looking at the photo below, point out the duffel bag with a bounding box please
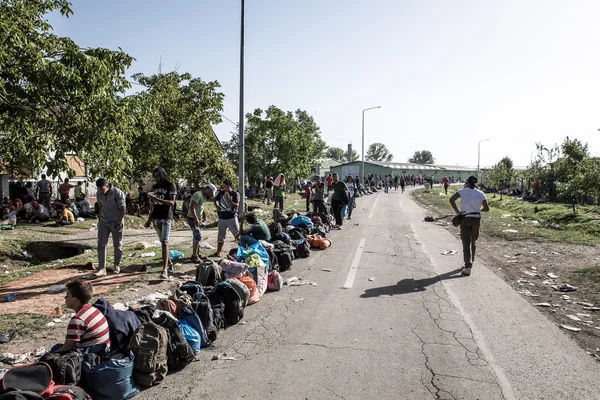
[81,351,139,400]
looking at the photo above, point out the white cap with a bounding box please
[207,183,217,198]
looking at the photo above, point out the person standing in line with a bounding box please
[273,174,285,211]
[449,175,489,276]
[210,179,240,258]
[345,176,357,220]
[330,173,348,230]
[144,167,177,280]
[36,174,52,209]
[325,174,333,191]
[304,180,312,213]
[58,178,75,203]
[187,184,217,263]
[400,176,406,193]
[312,176,327,215]
[93,178,125,277]
[264,177,273,205]
[74,182,84,202]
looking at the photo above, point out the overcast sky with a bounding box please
[50,0,600,168]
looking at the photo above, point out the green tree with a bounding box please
[241,106,325,185]
[343,149,360,162]
[408,150,435,164]
[128,72,235,187]
[366,143,393,162]
[326,147,346,161]
[0,0,136,186]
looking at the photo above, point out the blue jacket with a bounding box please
[93,298,141,350]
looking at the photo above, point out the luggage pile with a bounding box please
[0,210,334,399]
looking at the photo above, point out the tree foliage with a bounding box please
[408,150,435,165]
[486,156,514,190]
[366,142,393,162]
[344,148,360,162]
[326,147,345,161]
[227,106,325,185]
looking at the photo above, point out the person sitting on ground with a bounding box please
[56,204,75,226]
[126,193,140,217]
[7,198,23,217]
[29,201,49,223]
[67,200,79,219]
[78,194,95,218]
[1,207,17,226]
[239,211,271,248]
[52,279,110,354]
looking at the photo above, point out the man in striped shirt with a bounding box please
[54,279,110,354]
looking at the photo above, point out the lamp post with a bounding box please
[361,106,381,181]
[238,0,245,217]
[477,138,489,172]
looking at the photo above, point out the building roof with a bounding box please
[336,160,476,172]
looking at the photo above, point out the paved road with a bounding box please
[136,189,600,400]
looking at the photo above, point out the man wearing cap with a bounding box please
[449,175,489,276]
[187,184,217,263]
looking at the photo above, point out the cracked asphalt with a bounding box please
[136,189,600,400]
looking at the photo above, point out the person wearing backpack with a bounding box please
[51,279,110,355]
[144,167,177,280]
[449,175,490,276]
[210,179,240,258]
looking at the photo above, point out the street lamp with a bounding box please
[477,139,489,172]
[361,106,381,181]
[238,0,245,217]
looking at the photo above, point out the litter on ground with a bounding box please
[560,325,581,332]
[441,250,459,255]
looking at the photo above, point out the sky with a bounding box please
[49,0,600,168]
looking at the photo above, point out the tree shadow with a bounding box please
[360,268,466,298]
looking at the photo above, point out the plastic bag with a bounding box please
[169,250,184,261]
[237,242,270,269]
[341,205,347,217]
[178,319,201,355]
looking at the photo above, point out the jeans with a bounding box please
[152,219,172,243]
[274,196,284,211]
[186,217,202,245]
[240,235,258,248]
[460,217,481,267]
[331,199,343,226]
[97,219,123,269]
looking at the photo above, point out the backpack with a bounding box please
[179,281,204,300]
[311,215,322,224]
[178,305,209,349]
[272,232,291,245]
[265,247,279,271]
[190,293,218,342]
[317,211,333,228]
[211,282,244,326]
[195,260,223,287]
[290,216,314,230]
[127,322,168,387]
[152,312,196,372]
[39,351,83,385]
[0,363,54,397]
[227,278,250,308]
[311,222,328,237]
[289,227,308,240]
[44,385,91,400]
[268,222,283,237]
[267,270,283,292]
[272,242,293,272]
[292,239,310,259]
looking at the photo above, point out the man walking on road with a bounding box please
[449,175,489,276]
[187,184,217,263]
[144,167,177,280]
[93,178,126,277]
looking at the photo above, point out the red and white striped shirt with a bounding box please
[66,305,110,349]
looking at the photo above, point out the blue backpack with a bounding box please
[177,319,201,355]
[290,215,313,230]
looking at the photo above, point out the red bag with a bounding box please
[267,270,283,292]
[1,362,54,397]
[45,385,91,400]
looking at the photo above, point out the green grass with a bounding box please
[413,187,600,245]
[570,264,600,291]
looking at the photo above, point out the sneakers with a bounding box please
[159,270,169,280]
[92,268,107,278]
[106,266,121,274]
[462,267,472,276]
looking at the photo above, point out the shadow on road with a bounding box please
[360,268,466,298]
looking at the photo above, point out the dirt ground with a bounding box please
[417,200,600,362]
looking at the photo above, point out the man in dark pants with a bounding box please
[449,175,489,276]
[312,176,327,215]
[330,173,348,230]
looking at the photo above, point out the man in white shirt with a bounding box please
[449,175,489,276]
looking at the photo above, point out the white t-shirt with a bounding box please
[345,181,356,197]
[457,188,487,218]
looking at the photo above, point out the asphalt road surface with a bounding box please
[137,188,600,400]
